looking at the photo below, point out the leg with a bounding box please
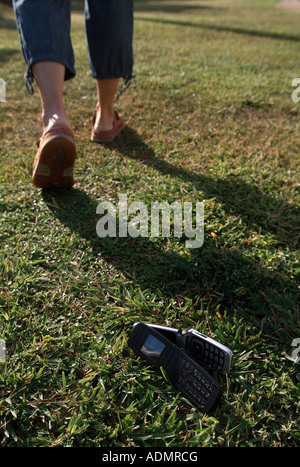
[94,78,119,132]
[84,0,134,80]
[13,0,75,84]
[33,61,71,132]
[85,0,134,139]
[13,0,75,132]
[13,0,76,188]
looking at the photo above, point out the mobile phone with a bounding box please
[180,328,233,374]
[133,323,233,374]
[128,322,222,412]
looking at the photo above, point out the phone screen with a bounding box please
[141,335,165,363]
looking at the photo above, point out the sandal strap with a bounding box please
[36,125,75,147]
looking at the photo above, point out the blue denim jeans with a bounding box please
[13,0,134,84]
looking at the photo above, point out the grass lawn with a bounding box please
[0,0,299,447]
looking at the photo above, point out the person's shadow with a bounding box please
[41,126,298,321]
[108,126,299,251]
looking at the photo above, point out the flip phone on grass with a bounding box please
[128,322,223,413]
[142,323,234,374]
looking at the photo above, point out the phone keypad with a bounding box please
[203,342,224,371]
[178,362,218,411]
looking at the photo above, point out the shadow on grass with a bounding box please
[0,48,19,64]
[109,127,299,251]
[41,128,298,328]
[70,0,216,13]
[134,1,215,14]
[135,16,300,43]
[0,12,16,30]
[42,186,198,297]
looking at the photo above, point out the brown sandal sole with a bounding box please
[33,132,76,189]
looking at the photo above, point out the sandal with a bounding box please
[32,125,76,189]
[91,106,125,143]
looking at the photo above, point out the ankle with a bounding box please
[42,110,71,131]
[94,106,115,131]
